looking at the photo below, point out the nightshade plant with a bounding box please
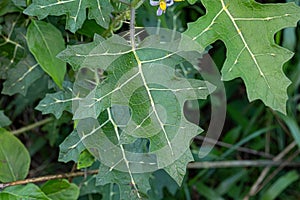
[0,0,300,199]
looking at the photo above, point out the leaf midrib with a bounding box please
[32,20,55,65]
[0,143,16,181]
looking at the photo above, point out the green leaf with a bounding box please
[0,128,30,182]
[187,0,198,4]
[42,116,70,146]
[35,89,73,119]
[184,0,300,114]
[0,111,11,127]
[0,184,50,200]
[0,0,21,16]
[58,130,85,163]
[59,28,213,196]
[41,179,80,200]
[26,19,66,88]
[148,170,178,200]
[2,55,44,96]
[0,14,28,79]
[96,164,151,200]
[12,0,26,7]
[23,0,113,32]
[261,170,299,200]
[77,150,95,169]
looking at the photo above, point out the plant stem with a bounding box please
[130,4,136,49]
[11,117,54,135]
[0,170,98,189]
[2,160,300,189]
[187,160,300,169]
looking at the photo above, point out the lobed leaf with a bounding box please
[35,83,75,119]
[59,28,213,197]
[23,0,113,32]
[184,0,300,114]
[58,130,85,163]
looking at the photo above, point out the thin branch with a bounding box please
[0,170,98,190]
[245,141,297,199]
[195,136,274,159]
[11,117,54,135]
[258,149,300,193]
[2,160,300,190]
[187,160,300,169]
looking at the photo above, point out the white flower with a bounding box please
[150,0,183,16]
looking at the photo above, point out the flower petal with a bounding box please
[166,0,174,6]
[156,7,163,16]
[150,0,160,6]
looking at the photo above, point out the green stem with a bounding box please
[188,160,300,169]
[11,117,54,135]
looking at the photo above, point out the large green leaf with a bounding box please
[23,0,113,32]
[0,128,30,182]
[41,179,80,200]
[184,0,300,114]
[58,28,213,198]
[26,20,66,88]
[0,184,50,200]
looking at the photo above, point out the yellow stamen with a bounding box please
[159,0,167,11]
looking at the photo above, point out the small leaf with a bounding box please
[148,170,178,199]
[96,164,151,200]
[35,90,72,119]
[0,184,50,200]
[0,111,11,127]
[2,55,44,96]
[0,14,28,79]
[77,150,95,169]
[41,179,80,200]
[0,128,30,182]
[26,19,66,88]
[187,0,198,4]
[0,0,20,16]
[58,130,85,163]
[12,0,27,7]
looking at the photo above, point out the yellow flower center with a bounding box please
[159,0,167,11]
